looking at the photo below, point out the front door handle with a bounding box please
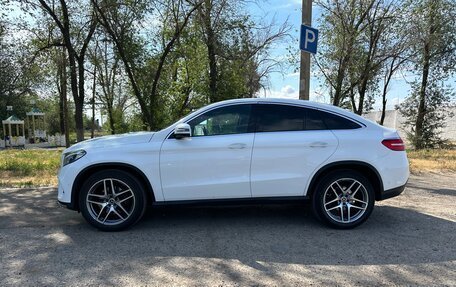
[228,143,247,149]
[309,141,328,148]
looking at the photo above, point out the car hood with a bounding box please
[64,132,155,152]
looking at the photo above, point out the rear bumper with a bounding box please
[378,182,407,200]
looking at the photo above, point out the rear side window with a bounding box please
[254,104,361,132]
[308,109,361,130]
[255,104,306,132]
[306,108,327,130]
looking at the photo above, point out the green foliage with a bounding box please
[2,0,287,137]
[399,0,456,149]
[399,81,455,148]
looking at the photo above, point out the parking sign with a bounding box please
[300,24,318,54]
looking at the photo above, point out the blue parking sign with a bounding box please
[300,24,318,54]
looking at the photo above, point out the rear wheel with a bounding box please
[79,169,147,231]
[312,170,375,229]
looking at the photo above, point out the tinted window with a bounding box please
[187,104,252,136]
[254,104,361,132]
[311,109,361,130]
[306,108,327,130]
[255,104,306,132]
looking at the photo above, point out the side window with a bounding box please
[323,112,361,129]
[187,104,252,137]
[306,109,327,130]
[255,104,306,132]
[307,108,361,130]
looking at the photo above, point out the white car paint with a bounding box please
[250,129,338,197]
[160,133,254,200]
[58,98,409,207]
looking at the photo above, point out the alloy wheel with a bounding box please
[85,178,136,226]
[323,178,369,224]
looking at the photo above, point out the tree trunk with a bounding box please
[75,58,86,141]
[91,64,96,138]
[200,0,217,103]
[107,104,115,134]
[58,56,65,135]
[356,77,368,115]
[59,47,70,147]
[207,35,217,103]
[333,56,349,106]
[67,49,84,142]
[380,59,396,126]
[415,6,435,150]
[349,87,357,114]
[415,43,430,149]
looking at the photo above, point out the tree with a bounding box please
[399,80,454,148]
[195,0,289,103]
[90,36,132,134]
[93,0,290,129]
[0,20,42,124]
[315,0,377,107]
[399,0,456,149]
[348,0,396,115]
[92,0,201,130]
[15,0,98,141]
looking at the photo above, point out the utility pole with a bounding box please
[299,0,312,100]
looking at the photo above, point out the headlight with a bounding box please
[62,150,86,166]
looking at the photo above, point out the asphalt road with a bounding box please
[0,173,455,286]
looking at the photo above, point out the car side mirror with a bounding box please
[174,123,192,139]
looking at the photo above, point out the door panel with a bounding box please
[249,103,339,197]
[251,130,338,197]
[160,134,254,200]
[160,104,254,201]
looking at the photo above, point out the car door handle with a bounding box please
[309,141,328,148]
[228,143,247,149]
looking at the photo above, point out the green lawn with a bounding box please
[0,149,62,187]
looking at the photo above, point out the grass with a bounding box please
[0,149,62,187]
[407,149,456,174]
[0,148,454,188]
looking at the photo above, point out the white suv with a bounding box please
[58,98,409,231]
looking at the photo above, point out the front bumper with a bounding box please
[377,182,407,200]
[57,199,76,209]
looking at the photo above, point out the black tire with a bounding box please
[312,170,375,229]
[79,169,147,231]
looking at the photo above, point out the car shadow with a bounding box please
[132,203,455,266]
[406,182,455,197]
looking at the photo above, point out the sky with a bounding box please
[247,0,454,111]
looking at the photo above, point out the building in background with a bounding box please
[363,108,456,143]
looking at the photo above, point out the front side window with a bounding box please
[187,104,252,137]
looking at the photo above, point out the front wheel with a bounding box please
[312,170,375,229]
[79,169,147,231]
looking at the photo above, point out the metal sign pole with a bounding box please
[299,0,312,100]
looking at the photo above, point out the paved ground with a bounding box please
[0,173,455,286]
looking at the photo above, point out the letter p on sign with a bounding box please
[300,24,319,54]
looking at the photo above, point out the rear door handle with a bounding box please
[228,143,247,149]
[309,141,328,148]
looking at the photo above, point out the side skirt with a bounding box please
[151,196,310,207]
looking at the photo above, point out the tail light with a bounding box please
[382,138,405,151]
